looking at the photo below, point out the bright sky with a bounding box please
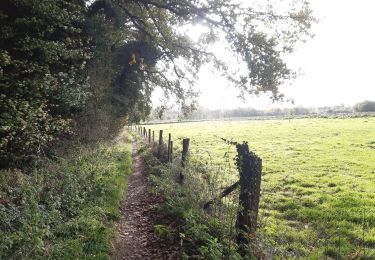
[154,0,375,110]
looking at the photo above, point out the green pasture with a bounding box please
[145,117,375,258]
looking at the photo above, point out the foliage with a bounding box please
[145,117,375,258]
[112,41,161,122]
[0,0,91,167]
[354,100,375,112]
[0,138,132,259]
[109,0,315,114]
[154,224,175,243]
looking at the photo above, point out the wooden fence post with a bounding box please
[158,130,163,145]
[143,127,146,138]
[167,133,171,162]
[170,141,173,163]
[235,142,262,255]
[152,131,155,143]
[158,130,163,158]
[148,129,151,144]
[181,138,190,167]
[179,138,190,183]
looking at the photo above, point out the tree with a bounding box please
[107,0,315,116]
[354,100,375,112]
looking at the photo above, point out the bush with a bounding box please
[0,0,92,167]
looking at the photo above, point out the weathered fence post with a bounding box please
[167,133,171,162]
[179,138,190,183]
[181,138,190,167]
[169,141,173,163]
[152,131,155,143]
[157,130,163,158]
[235,142,262,255]
[143,127,146,139]
[148,129,151,144]
[158,130,163,146]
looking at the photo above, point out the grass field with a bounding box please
[145,117,375,258]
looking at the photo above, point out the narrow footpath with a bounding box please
[112,142,180,260]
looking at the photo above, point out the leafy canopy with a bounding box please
[108,0,315,115]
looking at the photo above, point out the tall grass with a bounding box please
[0,133,132,259]
[136,135,253,259]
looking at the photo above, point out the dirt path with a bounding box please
[112,142,180,260]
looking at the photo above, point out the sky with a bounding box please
[153,0,375,110]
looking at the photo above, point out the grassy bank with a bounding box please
[0,133,132,259]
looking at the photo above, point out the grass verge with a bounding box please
[0,132,132,259]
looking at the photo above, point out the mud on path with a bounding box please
[112,142,180,260]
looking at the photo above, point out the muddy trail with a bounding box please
[112,142,180,260]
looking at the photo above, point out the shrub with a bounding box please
[0,0,92,167]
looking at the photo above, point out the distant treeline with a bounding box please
[149,101,375,121]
